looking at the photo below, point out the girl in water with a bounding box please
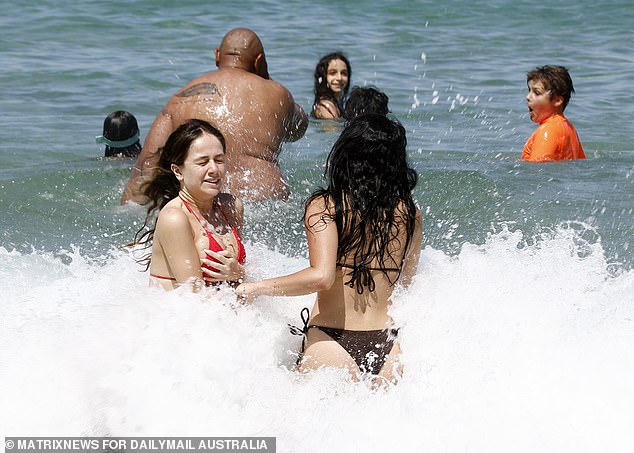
[133,119,246,291]
[312,52,351,120]
[236,114,422,383]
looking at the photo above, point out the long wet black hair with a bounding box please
[132,119,226,269]
[312,52,351,115]
[307,113,418,294]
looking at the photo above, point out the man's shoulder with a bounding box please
[222,68,289,90]
[175,82,221,99]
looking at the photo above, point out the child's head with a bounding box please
[313,52,351,106]
[97,110,142,158]
[343,86,390,121]
[526,65,575,112]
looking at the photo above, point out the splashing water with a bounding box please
[2,223,633,452]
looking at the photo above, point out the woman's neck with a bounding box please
[178,189,217,218]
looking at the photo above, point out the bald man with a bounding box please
[121,28,308,204]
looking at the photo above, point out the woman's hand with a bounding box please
[201,249,245,283]
[234,282,257,304]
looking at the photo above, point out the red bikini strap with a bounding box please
[179,195,203,223]
[179,195,230,224]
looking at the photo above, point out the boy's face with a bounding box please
[526,79,564,124]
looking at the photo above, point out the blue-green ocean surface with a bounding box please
[1,1,633,451]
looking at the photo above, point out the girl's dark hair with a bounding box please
[132,119,226,269]
[103,110,142,158]
[307,113,418,294]
[312,52,352,114]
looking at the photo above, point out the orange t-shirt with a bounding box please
[522,113,586,162]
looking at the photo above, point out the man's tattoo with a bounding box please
[176,83,220,97]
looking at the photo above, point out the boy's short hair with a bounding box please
[527,65,575,111]
[343,86,389,121]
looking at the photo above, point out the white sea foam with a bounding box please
[1,226,633,452]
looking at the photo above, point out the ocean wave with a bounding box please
[1,225,633,451]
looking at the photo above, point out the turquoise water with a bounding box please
[1,0,633,264]
[1,1,634,451]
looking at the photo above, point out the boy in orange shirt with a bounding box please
[522,65,586,162]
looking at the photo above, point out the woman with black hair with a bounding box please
[312,52,351,120]
[236,114,422,383]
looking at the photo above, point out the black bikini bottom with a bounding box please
[290,308,399,375]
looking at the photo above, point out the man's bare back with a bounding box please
[121,28,307,204]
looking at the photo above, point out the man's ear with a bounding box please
[254,52,269,79]
[215,48,220,68]
[552,94,564,110]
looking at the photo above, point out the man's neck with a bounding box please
[218,57,251,73]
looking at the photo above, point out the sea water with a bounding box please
[1,1,633,452]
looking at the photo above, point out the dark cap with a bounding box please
[96,110,140,148]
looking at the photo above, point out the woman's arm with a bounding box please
[155,207,204,284]
[399,208,423,288]
[201,249,245,283]
[200,194,245,283]
[235,197,338,300]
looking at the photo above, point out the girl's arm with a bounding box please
[313,99,341,120]
[236,197,338,299]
